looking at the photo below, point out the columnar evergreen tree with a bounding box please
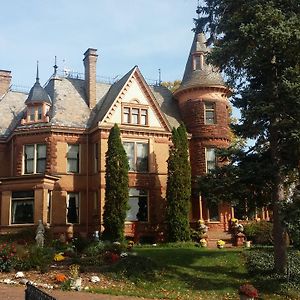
[102,124,129,241]
[166,124,191,242]
[198,0,300,272]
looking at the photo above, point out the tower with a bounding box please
[22,62,52,125]
[174,10,231,227]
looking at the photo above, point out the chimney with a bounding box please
[0,70,12,97]
[83,48,98,109]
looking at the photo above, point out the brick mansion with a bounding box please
[0,17,260,241]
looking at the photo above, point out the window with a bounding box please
[194,55,201,70]
[206,148,216,173]
[94,143,99,173]
[123,141,148,172]
[37,106,42,120]
[126,188,148,222]
[67,193,80,223]
[208,201,220,221]
[11,191,34,224]
[24,144,46,174]
[67,144,79,173]
[47,191,52,224]
[204,102,215,124]
[29,107,35,121]
[122,106,148,126]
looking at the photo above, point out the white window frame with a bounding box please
[23,144,47,174]
[123,141,149,172]
[67,144,80,173]
[66,192,80,224]
[122,105,149,126]
[206,148,216,173]
[204,102,216,125]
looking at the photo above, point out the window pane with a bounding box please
[136,143,148,172]
[123,142,135,171]
[140,109,147,125]
[194,55,201,70]
[11,191,34,224]
[67,145,79,172]
[29,107,35,121]
[123,107,130,123]
[127,189,148,222]
[36,144,46,173]
[38,106,42,120]
[24,145,34,174]
[206,148,216,172]
[209,202,219,221]
[37,145,46,158]
[205,103,215,124]
[67,193,79,223]
[132,108,139,124]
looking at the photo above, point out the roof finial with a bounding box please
[36,60,40,83]
[53,56,58,76]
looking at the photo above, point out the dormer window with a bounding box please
[37,106,42,120]
[193,53,204,70]
[122,103,148,126]
[29,107,35,121]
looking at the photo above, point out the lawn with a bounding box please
[92,246,250,300]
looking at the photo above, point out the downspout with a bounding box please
[86,133,89,236]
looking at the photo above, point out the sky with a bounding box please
[1,0,201,89]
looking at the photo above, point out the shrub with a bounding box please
[245,249,274,275]
[244,221,273,245]
[27,246,54,273]
[0,242,17,272]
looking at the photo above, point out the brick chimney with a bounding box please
[83,48,98,109]
[0,70,12,97]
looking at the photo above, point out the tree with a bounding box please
[161,80,181,93]
[102,124,129,241]
[199,0,300,272]
[166,124,191,242]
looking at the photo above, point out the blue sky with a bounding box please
[1,0,200,88]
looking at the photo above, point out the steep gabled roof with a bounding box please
[91,66,136,126]
[93,66,173,131]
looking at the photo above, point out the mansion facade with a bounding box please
[0,27,247,241]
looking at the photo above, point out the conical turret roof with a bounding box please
[175,32,225,94]
[25,64,52,105]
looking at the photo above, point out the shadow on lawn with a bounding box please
[137,247,250,292]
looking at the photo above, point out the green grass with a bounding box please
[92,246,249,299]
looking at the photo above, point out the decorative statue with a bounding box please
[35,219,45,247]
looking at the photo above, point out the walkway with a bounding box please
[0,284,155,300]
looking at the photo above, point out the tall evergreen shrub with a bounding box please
[102,124,129,241]
[166,124,191,242]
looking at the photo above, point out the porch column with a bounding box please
[34,189,48,224]
[199,194,203,220]
[1,191,11,225]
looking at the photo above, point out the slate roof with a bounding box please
[176,32,225,94]
[0,91,27,137]
[0,68,181,138]
[25,80,52,105]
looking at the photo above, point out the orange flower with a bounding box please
[55,273,67,283]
